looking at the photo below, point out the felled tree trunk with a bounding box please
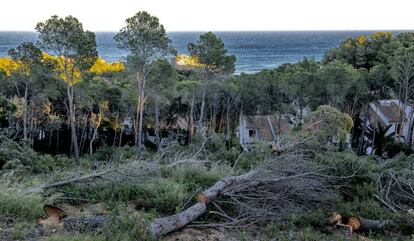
[149,170,257,237]
[358,217,394,232]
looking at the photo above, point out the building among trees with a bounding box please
[368,99,412,143]
[237,114,290,150]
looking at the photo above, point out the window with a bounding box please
[249,129,256,138]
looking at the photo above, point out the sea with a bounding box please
[0,31,407,74]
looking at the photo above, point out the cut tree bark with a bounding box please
[332,213,394,232]
[358,217,394,231]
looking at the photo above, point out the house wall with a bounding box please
[369,100,414,145]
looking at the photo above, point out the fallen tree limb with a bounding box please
[25,169,115,193]
[25,162,161,194]
[358,217,394,231]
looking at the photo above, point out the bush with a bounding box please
[384,142,413,158]
[102,214,152,241]
[165,165,223,193]
[237,142,272,170]
[0,133,73,173]
[0,193,44,221]
[88,144,136,165]
[59,178,186,215]
[335,198,392,220]
[0,133,29,170]
[291,209,332,233]
[45,234,104,241]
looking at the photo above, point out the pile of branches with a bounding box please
[189,147,335,229]
[374,163,414,216]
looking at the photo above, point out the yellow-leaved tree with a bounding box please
[0,58,20,77]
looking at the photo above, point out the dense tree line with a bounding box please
[1,12,414,164]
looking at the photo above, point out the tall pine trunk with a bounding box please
[198,83,207,130]
[23,83,28,140]
[136,73,146,157]
[189,92,195,142]
[357,105,369,155]
[226,97,231,141]
[155,99,160,151]
[407,104,414,147]
[67,85,80,165]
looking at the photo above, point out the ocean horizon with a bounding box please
[0,30,409,73]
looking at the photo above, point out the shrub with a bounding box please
[59,178,186,215]
[237,142,272,170]
[0,133,29,170]
[291,209,332,233]
[0,193,43,221]
[88,144,136,164]
[102,214,153,241]
[45,234,104,241]
[0,133,73,173]
[166,165,223,193]
[384,142,413,158]
[335,198,392,220]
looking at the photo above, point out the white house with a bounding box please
[237,114,291,150]
[368,99,413,144]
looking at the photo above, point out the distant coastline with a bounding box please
[0,30,410,73]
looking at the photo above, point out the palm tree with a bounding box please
[365,123,395,156]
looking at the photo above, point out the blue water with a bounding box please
[0,31,406,73]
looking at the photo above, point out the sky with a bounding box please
[0,0,414,31]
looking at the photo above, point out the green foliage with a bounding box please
[45,214,154,241]
[317,61,362,108]
[114,11,175,68]
[89,144,136,164]
[188,32,236,74]
[45,234,104,241]
[336,198,392,220]
[166,165,223,193]
[317,150,375,195]
[0,133,72,173]
[237,143,272,170]
[323,32,395,70]
[101,213,153,241]
[306,105,353,143]
[8,42,43,68]
[60,179,186,215]
[365,123,395,156]
[0,94,15,120]
[291,209,331,232]
[0,193,43,221]
[36,15,98,72]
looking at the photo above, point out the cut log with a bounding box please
[150,170,257,237]
[150,202,207,236]
[332,213,394,232]
[358,217,393,231]
[44,205,66,219]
